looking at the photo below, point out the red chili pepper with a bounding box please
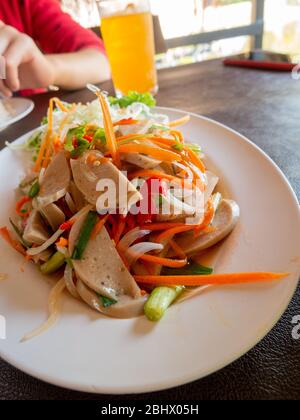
[83,134,93,143]
[59,220,74,231]
[137,178,167,225]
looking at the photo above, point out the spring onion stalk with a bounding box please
[72,211,98,260]
[144,286,184,322]
[40,252,66,275]
[162,263,213,276]
[28,181,40,198]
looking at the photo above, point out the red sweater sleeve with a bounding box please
[29,0,105,55]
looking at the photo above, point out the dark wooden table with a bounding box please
[0,60,300,400]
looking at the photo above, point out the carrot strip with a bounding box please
[128,169,193,189]
[91,214,109,240]
[113,118,139,126]
[117,144,181,162]
[16,196,32,218]
[114,218,126,244]
[134,272,289,286]
[168,115,190,127]
[116,134,147,143]
[139,254,187,268]
[170,130,184,143]
[183,146,206,173]
[169,239,187,259]
[139,222,187,231]
[0,227,26,256]
[194,198,214,237]
[96,92,120,168]
[156,225,196,242]
[51,97,70,113]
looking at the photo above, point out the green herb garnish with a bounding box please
[28,180,40,198]
[99,295,117,308]
[72,211,98,260]
[109,91,156,108]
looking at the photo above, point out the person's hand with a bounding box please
[0,21,55,97]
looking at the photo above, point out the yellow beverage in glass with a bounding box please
[97,0,158,96]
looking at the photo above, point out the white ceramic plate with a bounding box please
[0,107,299,394]
[0,98,34,131]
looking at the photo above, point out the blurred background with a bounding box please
[60,0,300,68]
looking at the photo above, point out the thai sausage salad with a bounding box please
[1,89,287,340]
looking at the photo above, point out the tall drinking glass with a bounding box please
[96,0,158,96]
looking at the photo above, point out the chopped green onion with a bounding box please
[93,127,106,144]
[72,211,98,260]
[172,143,184,152]
[144,286,184,322]
[186,143,202,155]
[98,294,117,308]
[40,252,66,275]
[28,181,40,198]
[149,124,170,132]
[162,263,213,276]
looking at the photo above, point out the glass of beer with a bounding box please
[96,0,158,96]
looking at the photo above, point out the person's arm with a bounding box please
[29,0,111,88]
[47,49,110,90]
[0,0,110,97]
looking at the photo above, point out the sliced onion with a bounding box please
[125,242,164,266]
[27,205,92,256]
[173,161,194,183]
[64,264,80,299]
[117,227,150,252]
[38,167,46,185]
[21,278,65,342]
[65,192,76,214]
[26,229,64,256]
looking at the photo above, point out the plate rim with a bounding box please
[0,98,35,131]
[0,106,299,394]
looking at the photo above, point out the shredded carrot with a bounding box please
[194,199,215,237]
[96,92,120,168]
[134,272,289,286]
[114,218,126,244]
[168,115,190,128]
[128,169,194,189]
[139,222,187,231]
[156,225,197,242]
[169,239,187,259]
[51,97,70,113]
[139,254,187,268]
[91,214,109,240]
[16,196,32,218]
[183,146,206,173]
[170,130,184,143]
[140,289,147,296]
[113,118,139,126]
[56,237,68,247]
[116,134,147,143]
[117,144,181,162]
[0,227,26,256]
